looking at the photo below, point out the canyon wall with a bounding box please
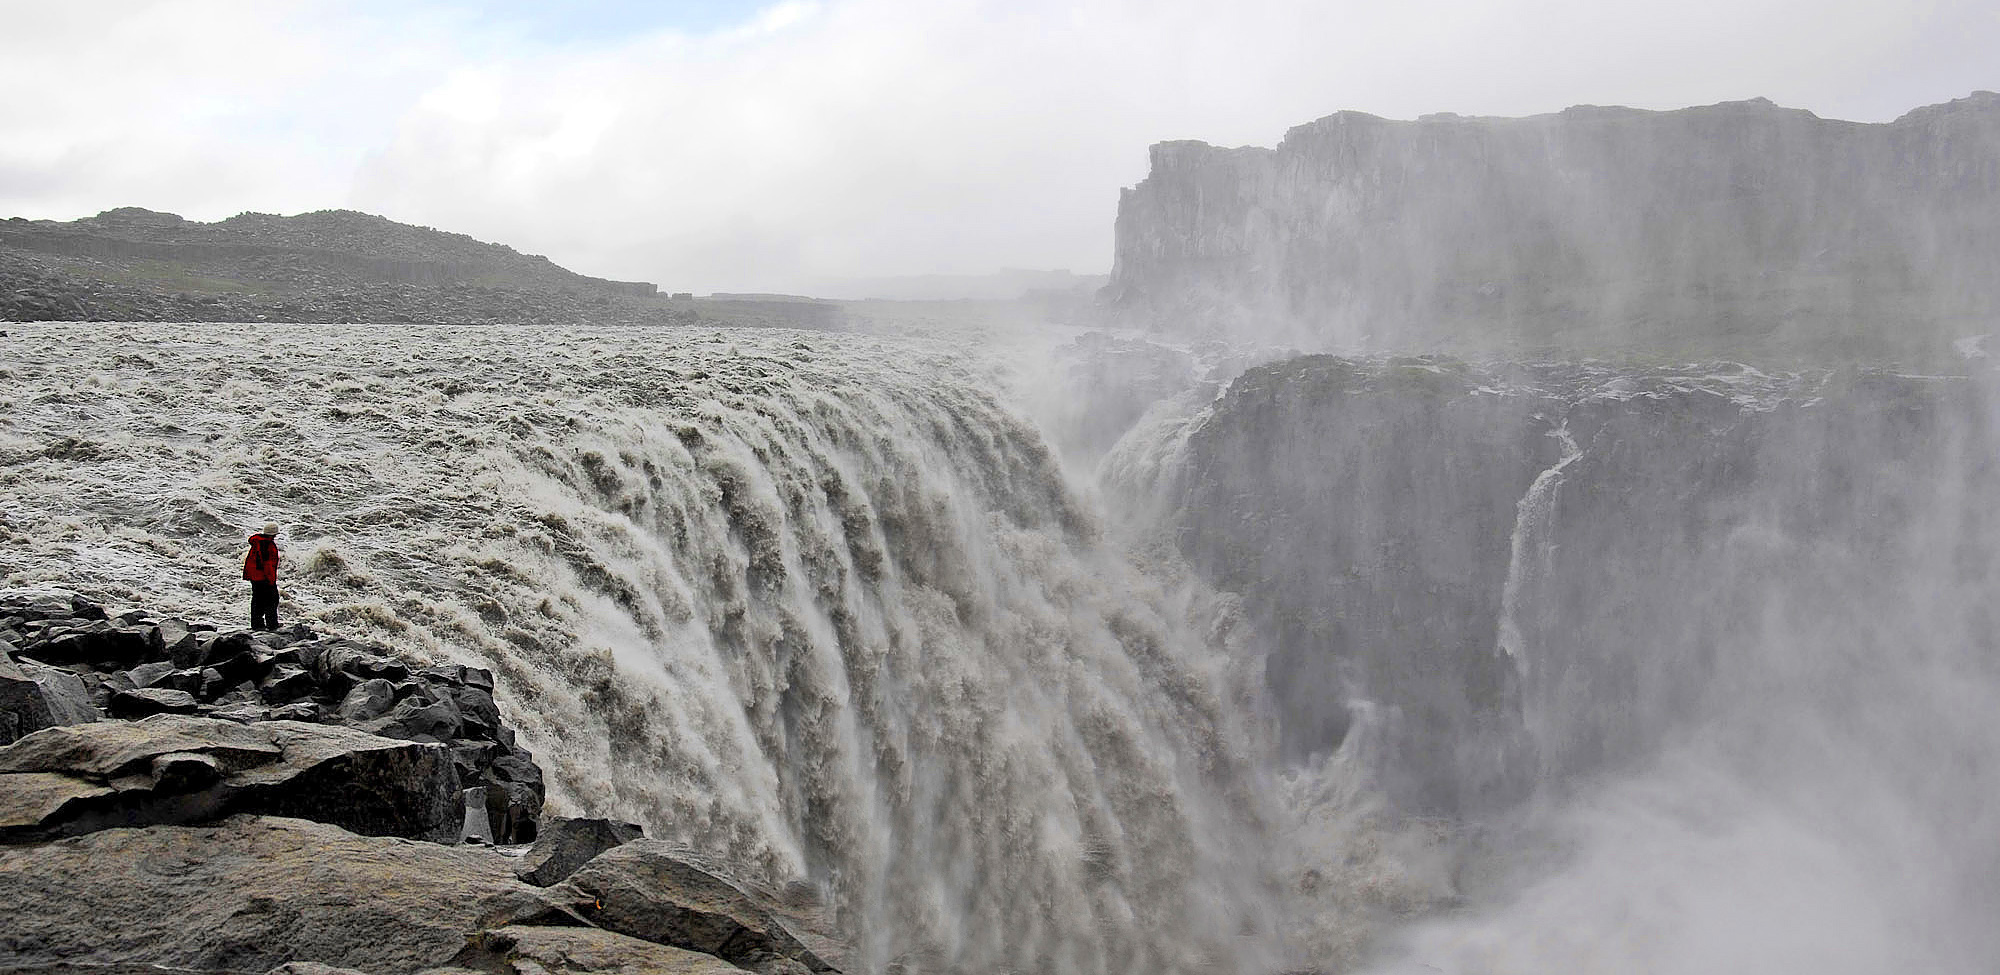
[1106,93,2000,357]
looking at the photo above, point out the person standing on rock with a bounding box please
[243,523,281,631]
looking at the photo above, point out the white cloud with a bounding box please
[4,0,1997,292]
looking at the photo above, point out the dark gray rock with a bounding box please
[2,653,62,745]
[259,663,315,703]
[338,677,398,722]
[360,695,462,743]
[269,701,322,722]
[0,815,578,974]
[515,817,645,887]
[109,686,200,717]
[4,657,97,739]
[34,621,159,668]
[455,925,745,975]
[266,964,376,975]
[126,660,176,688]
[557,840,841,972]
[0,715,459,841]
[156,618,195,666]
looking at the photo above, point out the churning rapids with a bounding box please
[4,321,2000,974]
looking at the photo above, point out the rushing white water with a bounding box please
[0,321,1282,975]
[8,320,1998,974]
[1493,419,1579,671]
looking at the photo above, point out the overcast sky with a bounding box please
[2,0,1995,293]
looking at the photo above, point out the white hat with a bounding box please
[262,522,280,536]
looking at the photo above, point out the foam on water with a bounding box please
[0,321,1281,975]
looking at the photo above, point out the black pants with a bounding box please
[250,581,279,631]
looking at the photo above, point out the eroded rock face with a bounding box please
[0,715,458,841]
[1134,354,2000,816]
[1107,92,2000,356]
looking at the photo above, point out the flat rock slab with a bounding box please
[0,715,456,841]
[0,816,567,975]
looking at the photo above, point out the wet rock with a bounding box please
[158,667,206,695]
[126,661,177,688]
[558,841,840,972]
[515,817,646,887]
[339,678,397,722]
[35,621,159,668]
[260,663,315,703]
[0,715,458,841]
[109,686,200,717]
[0,815,575,974]
[156,618,197,666]
[360,695,463,743]
[201,630,255,668]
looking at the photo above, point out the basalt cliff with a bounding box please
[1104,92,2000,358]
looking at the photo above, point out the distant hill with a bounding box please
[0,207,698,326]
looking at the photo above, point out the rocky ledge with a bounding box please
[0,590,849,975]
[0,589,541,842]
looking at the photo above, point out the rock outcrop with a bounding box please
[0,591,543,842]
[0,815,850,975]
[0,592,857,975]
[0,715,459,841]
[1106,92,2000,357]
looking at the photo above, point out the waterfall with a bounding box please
[1494,418,1581,673]
[0,321,1285,975]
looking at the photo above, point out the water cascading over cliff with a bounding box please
[1103,350,2000,972]
[0,322,1283,975]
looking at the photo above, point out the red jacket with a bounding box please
[243,534,279,583]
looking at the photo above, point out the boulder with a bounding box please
[457,925,745,975]
[360,694,463,743]
[339,677,398,722]
[125,661,177,688]
[156,618,197,667]
[557,841,840,972]
[109,686,201,717]
[516,817,646,887]
[0,816,576,975]
[0,715,459,841]
[260,663,316,703]
[1,653,95,745]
